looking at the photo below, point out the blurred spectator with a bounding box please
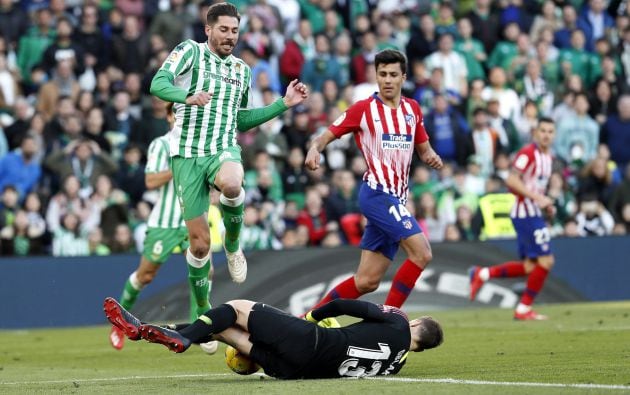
[83,107,111,153]
[0,0,28,50]
[578,157,615,204]
[0,52,17,108]
[554,4,578,50]
[297,187,335,246]
[548,172,578,230]
[352,61,378,103]
[601,94,630,169]
[244,150,283,204]
[41,17,85,78]
[281,146,309,209]
[424,94,472,167]
[577,0,615,52]
[279,23,306,84]
[44,138,118,197]
[108,222,134,253]
[482,67,521,123]
[352,31,378,84]
[424,33,468,98]
[326,169,360,224]
[49,0,77,27]
[589,78,617,127]
[608,163,630,224]
[240,205,275,251]
[46,174,100,234]
[37,60,81,121]
[0,184,18,227]
[17,8,54,86]
[558,29,598,86]
[414,67,461,112]
[406,13,437,63]
[534,39,560,96]
[51,212,90,256]
[529,1,561,45]
[575,194,615,236]
[89,173,128,245]
[74,3,109,72]
[455,204,477,241]
[0,209,45,255]
[512,99,538,148]
[488,98,520,154]
[466,0,501,53]
[0,134,41,201]
[111,15,150,74]
[281,103,312,150]
[4,98,33,150]
[104,90,137,160]
[124,72,144,119]
[488,22,520,70]
[149,0,191,51]
[455,17,486,83]
[115,143,145,205]
[88,227,110,255]
[240,45,281,95]
[416,191,446,243]
[301,34,343,93]
[517,58,554,116]
[129,96,169,151]
[470,107,502,178]
[555,92,599,167]
[192,0,212,43]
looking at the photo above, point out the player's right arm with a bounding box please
[505,168,553,209]
[305,101,364,170]
[149,40,212,106]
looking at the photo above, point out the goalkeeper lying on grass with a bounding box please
[104,297,443,379]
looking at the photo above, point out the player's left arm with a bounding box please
[505,169,553,209]
[236,79,309,131]
[308,299,394,323]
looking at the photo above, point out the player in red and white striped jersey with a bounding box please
[470,117,557,320]
[305,49,443,311]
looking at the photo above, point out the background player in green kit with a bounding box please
[149,2,308,290]
[109,104,217,354]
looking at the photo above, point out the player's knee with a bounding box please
[221,183,242,199]
[355,276,379,293]
[409,249,432,267]
[189,242,210,258]
[538,255,555,270]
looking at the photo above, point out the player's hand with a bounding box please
[421,150,443,169]
[283,79,309,107]
[186,92,212,106]
[535,195,554,210]
[305,146,321,171]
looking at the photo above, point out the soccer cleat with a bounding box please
[139,324,191,353]
[109,326,125,350]
[199,340,219,355]
[103,297,142,340]
[469,266,485,301]
[514,310,548,321]
[225,248,247,283]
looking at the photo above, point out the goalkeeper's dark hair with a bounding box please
[417,316,444,352]
[374,49,407,74]
[207,2,240,25]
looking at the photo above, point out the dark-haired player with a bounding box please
[104,296,443,379]
[304,49,443,310]
[469,118,557,320]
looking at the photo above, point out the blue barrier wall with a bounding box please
[0,236,628,329]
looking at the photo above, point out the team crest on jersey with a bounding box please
[402,219,413,229]
[167,52,179,63]
[382,134,412,150]
[333,112,346,126]
[235,63,241,73]
[404,114,416,128]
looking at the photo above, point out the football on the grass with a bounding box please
[224,345,260,375]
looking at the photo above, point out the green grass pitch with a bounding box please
[1,301,629,394]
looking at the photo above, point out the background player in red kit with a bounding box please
[469,117,557,320]
[305,49,443,310]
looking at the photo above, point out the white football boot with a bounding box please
[225,247,247,283]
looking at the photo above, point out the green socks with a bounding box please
[186,250,212,316]
[120,272,144,310]
[220,190,245,253]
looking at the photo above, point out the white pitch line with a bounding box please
[2,374,630,391]
[366,377,630,391]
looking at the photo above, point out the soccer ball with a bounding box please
[224,345,260,375]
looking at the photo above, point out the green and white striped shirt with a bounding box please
[160,39,252,157]
[145,135,184,228]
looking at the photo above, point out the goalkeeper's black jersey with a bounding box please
[298,299,411,379]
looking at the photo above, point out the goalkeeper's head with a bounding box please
[409,316,443,352]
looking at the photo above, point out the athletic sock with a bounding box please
[220,189,245,253]
[179,304,237,342]
[310,276,362,311]
[120,271,145,310]
[487,261,526,279]
[385,259,423,308]
[520,264,549,307]
[186,249,211,314]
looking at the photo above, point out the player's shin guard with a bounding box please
[310,276,362,311]
[385,259,423,308]
[179,303,237,343]
[186,249,212,315]
[120,271,145,310]
[520,264,549,306]
[220,188,245,253]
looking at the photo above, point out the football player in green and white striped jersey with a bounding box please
[149,2,308,292]
[110,102,217,354]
